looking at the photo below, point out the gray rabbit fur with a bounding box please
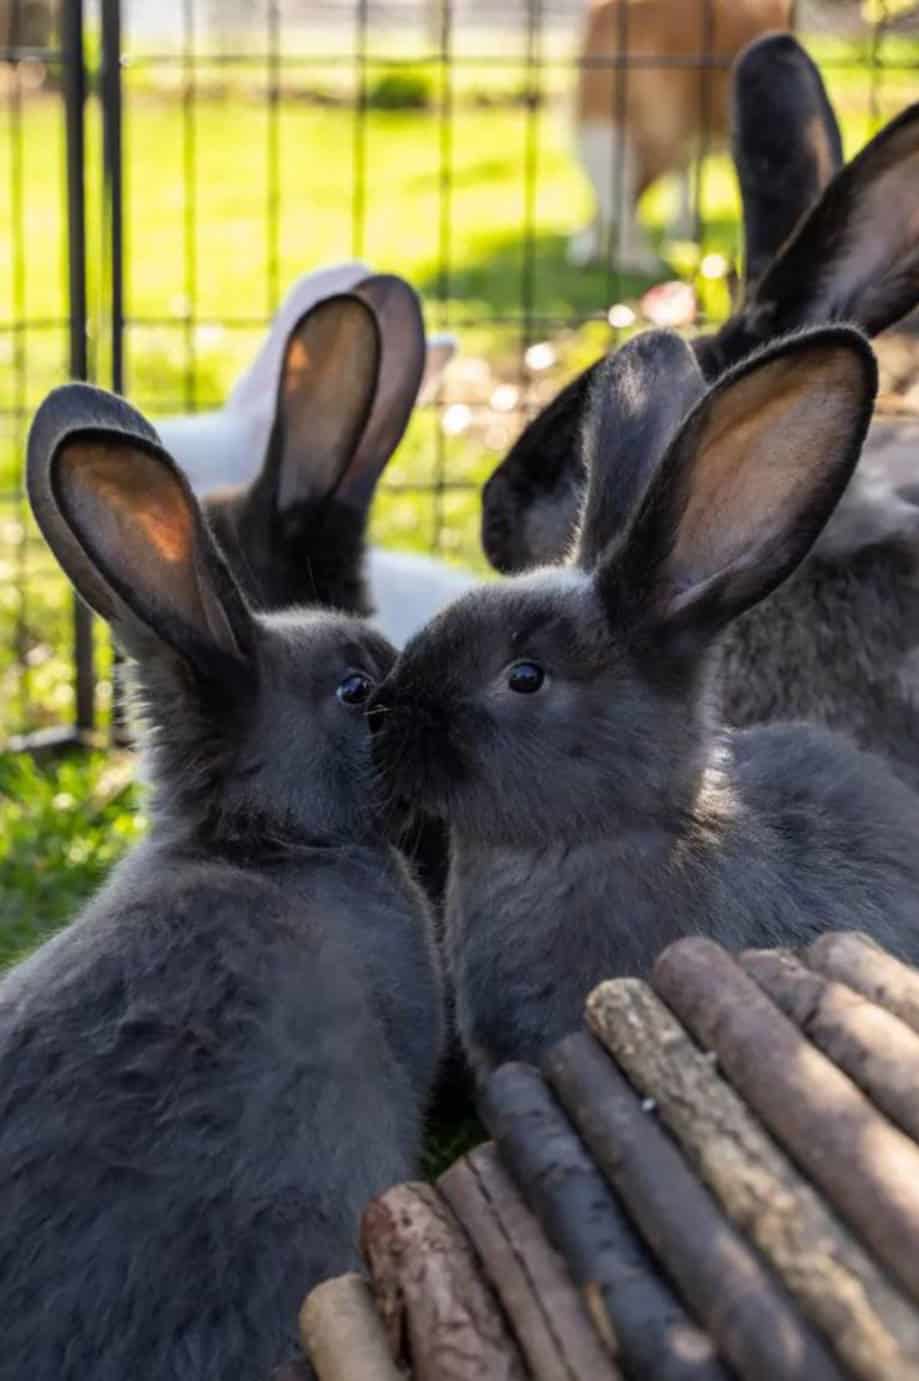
[0,383,443,1381]
[481,34,919,788]
[373,327,919,1080]
[200,275,451,905]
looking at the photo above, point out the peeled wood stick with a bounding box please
[653,937,919,1306]
[300,1273,403,1381]
[742,947,919,1144]
[439,1142,621,1381]
[360,1181,527,1381]
[545,1030,841,1381]
[586,976,919,1381]
[480,1061,727,1381]
[805,931,919,1035]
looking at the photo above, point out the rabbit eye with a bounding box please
[336,672,374,707]
[507,661,545,694]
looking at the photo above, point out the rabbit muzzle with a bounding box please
[368,686,458,819]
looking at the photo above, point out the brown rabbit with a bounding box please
[570,0,793,270]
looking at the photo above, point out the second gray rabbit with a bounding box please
[481,34,919,789]
[373,328,919,1079]
[0,383,443,1381]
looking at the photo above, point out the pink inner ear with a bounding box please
[55,440,219,638]
[667,349,868,593]
[62,445,194,566]
[275,297,381,512]
[841,151,919,295]
[282,337,311,401]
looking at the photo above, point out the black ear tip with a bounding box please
[737,31,804,67]
[26,383,170,512]
[801,322,877,373]
[28,382,160,469]
[359,272,420,303]
[739,325,879,403]
[600,328,702,393]
[352,273,426,339]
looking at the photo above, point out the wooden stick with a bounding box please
[586,976,919,1381]
[742,947,919,1144]
[360,1181,527,1381]
[300,1273,403,1381]
[439,1142,621,1381]
[545,1030,845,1381]
[653,937,919,1306]
[805,932,919,1035]
[480,1062,727,1381]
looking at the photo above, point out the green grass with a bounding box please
[2,33,919,1167]
[0,749,143,966]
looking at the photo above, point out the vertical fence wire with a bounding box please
[692,0,715,275]
[352,0,368,261]
[102,0,124,397]
[102,0,129,748]
[8,18,29,731]
[605,0,628,343]
[182,0,197,411]
[431,0,453,552]
[521,0,542,385]
[266,0,281,314]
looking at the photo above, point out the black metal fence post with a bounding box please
[63,0,94,742]
[100,0,130,748]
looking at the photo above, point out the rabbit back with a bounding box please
[719,534,919,785]
[0,841,437,1381]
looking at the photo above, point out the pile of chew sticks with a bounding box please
[301,933,919,1381]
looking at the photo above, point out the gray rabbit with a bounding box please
[0,383,443,1381]
[373,327,919,1080]
[481,34,919,787]
[201,276,452,902]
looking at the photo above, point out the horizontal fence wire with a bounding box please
[1,0,916,748]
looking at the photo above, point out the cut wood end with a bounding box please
[300,1273,403,1381]
[585,976,659,1037]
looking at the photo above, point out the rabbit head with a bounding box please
[204,273,426,617]
[28,384,396,848]
[482,35,919,575]
[374,327,877,848]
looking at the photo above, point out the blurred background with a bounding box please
[2,0,919,950]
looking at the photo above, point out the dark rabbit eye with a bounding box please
[507,661,545,694]
[336,672,374,707]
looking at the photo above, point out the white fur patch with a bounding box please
[569,121,661,274]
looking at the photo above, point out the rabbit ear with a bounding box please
[334,273,427,509]
[732,34,842,289]
[260,293,382,515]
[599,328,878,649]
[744,102,919,339]
[258,275,426,517]
[27,384,254,671]
[577,331,706,571]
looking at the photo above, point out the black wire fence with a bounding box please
[1,0,917,750]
